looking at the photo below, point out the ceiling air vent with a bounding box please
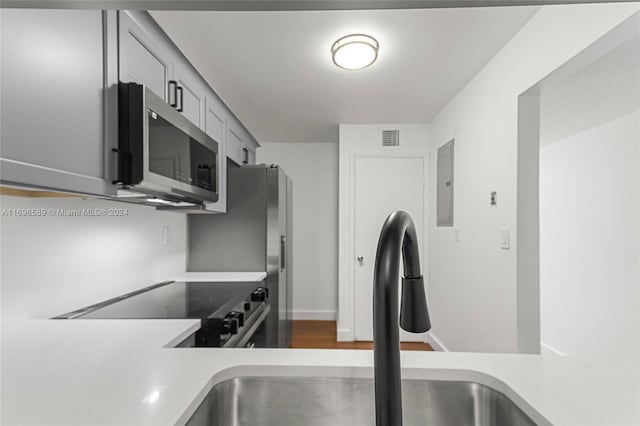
[382,130,400,147]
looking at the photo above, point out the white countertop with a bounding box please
[169,271,267,282]
[2,319,638,426]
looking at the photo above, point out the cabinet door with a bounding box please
[246,148,257,165]
[227,121,244,166]
[119,11,172,101]
[243,132,258,165]
[204,93,228,213]
[174,61,206,129]
[243,129,259,165]
[0,9,113,195]
[205,95,226,144]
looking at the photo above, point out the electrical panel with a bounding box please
[437,139,454,227]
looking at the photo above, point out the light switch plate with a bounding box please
[162,225,172,247]
[500,228,510,250]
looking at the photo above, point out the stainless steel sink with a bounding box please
[185,377,541,426]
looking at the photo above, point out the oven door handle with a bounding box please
[223,304,271,348]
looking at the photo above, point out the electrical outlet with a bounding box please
[162,225,172,247]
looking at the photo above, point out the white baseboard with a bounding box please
[337,328,353,342]
[540,342,566,356]
[336,329,445,346]
[292,310,337,321]
[425,332,448,352]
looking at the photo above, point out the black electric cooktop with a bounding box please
[72,281,261,320]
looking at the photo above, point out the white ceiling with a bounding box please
[151,7,539,143]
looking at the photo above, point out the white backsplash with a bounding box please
[0,194,187,325]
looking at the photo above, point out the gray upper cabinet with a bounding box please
[226,122,245,166]
[119,11,172,102]
[246,148,257,165]
[173,61,207,129]
[205,95,227,144]
[0,9,116,196]
[1,9,258,200]
[204,92,228,213]
[227,121,258,166]
[118,10,261,196]
[244,134,258,165]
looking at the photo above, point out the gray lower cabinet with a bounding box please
[0,9,116,195]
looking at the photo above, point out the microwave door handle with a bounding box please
[168,80,178,108]
[176,86,184,112]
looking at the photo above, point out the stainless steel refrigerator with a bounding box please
[188,164,293,348]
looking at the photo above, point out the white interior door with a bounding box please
[353,157,425,341]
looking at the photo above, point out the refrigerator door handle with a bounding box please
[280,235,286,271]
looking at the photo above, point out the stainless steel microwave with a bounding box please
[115,82,219,203]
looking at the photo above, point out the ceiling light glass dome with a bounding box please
[331,34,379,70]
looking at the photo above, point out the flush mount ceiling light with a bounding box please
[331,34,379,70]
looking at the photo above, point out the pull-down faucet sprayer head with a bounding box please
[400,276,431,333]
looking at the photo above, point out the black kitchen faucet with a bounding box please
[372,210,431,426]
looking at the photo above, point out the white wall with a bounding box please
[428,3,640,353]
[539,34,640,357]
[338,123,430,342]
[257,142,339,320]
[540,111,639,357]
[0,195,187,325]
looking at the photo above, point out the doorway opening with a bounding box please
[517,11,640,357]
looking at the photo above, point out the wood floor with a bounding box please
[291,320,433,351]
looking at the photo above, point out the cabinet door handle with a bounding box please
[280,235,286,270]
[176,86,184,112]
[168,80,178,107]
[242,147,249,164]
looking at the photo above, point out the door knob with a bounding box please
[357,255,364,264]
